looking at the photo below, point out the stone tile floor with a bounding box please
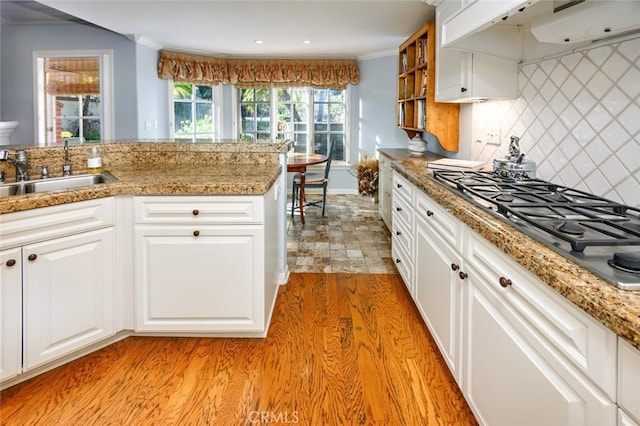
[287,194,398,274]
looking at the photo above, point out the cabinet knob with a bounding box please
[426,210,434,217]
[396,258,401,264]
[397,183,403,188]
[6,259,16,267]
[451,263,459,271]
[192,209,199,216]
[459,271,468,280]
[193,230,200,237]
[499,276,512,288]
[461,87,467,93]
[396,207,402,212]
[28,254,37,262]
[396,231,402,236]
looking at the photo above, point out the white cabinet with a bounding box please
[618,339,640,424]
[414,201,464,383]
[134,189,278,334]
[0,248,22,381]
[378,153,392,230]
[391,171,415,295]
[435,3,518,102]
[390,172,619,425]
[23,228,115,369]
[0,198,116,382]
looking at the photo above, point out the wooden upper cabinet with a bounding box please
[397,20,460,152]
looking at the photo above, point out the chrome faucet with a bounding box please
[62,139,71,176]
[0,149,29,181]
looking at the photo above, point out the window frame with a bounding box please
[235,86,350,164]
[168,81,223,141]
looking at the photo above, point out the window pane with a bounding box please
[293,103,308,122]
[314,123,327,132]
[329,104,345,122]
[315,133,327,154]
[83,118,101,140]
[173,83,193,100]
[293,133,307,153]
[61,118,79,138]
[56,96,79,117]
[329,89,344,102]
[257,132,271,140]
[83,95,101,117]
[196,103,213,132]
[242,117,256,132]
[255,88,269,102]
[330,123,344,132]
[257,119,270,131]
[331,133,344,161]
[195,85,212,101]
[277,88,291,102]
[256,103,270,118]
[314,88,328,101]
[294,123,307,132]
[314,104,328,123]
[240,88,255,102]
[291,88,309,102]
[174,102,193,133]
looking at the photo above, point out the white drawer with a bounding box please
[416,191,460,248]
[0,198,114,250]
[392,171,414,203]
[392,212,413,257]
[391,191,414,231]
[392,241,413,294]
[619,339,640,423]
[134,196,263,225]
[465,231,617,399]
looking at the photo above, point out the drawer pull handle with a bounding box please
[6,259,16,267]
[458,271,468,280]
[193,230,200,237]
[28,254,37,262]
[451,263,459,271]
[396,207,402,212]
[499,277,512,288]
[396,231,402,236]
[426,210,434,217]
[192,209,199,216]
[396,258,401,264]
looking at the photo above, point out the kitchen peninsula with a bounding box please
[0,140,291,389]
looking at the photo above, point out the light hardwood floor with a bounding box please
[0,273,477,425]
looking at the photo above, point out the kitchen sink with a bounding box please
[0,173,109,197]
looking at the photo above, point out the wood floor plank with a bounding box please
[0,273,477,425]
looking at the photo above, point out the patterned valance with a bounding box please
[158,50,359,89]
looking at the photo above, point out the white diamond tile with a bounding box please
[537,133,558,157]
[604,189,624,204]
[535,159,555,181]
[617,102,640,137]
[528,93,547,116]
[617,38,640,63]
[560,75,582,100]
[585,104,613,133]
[548,119,568,143]
[586,71,614,100]
[539,58,556,75]
[601,86,631,117]
[558,104,581,130]
[558,134,581,159]
[549,145,570,171]
[530,67,547,90]
[616,176,640,207]
[583,169,611,196]
[560,52,582,72]
[548,91,569,116]
[617,141,640,174]
[584,136,612,166]
[617,65,640,99]
[599,121,630,152]
[538,105,557,128]
[573,56,597,85]
[539,79,558,102]
[557,164,582,188]
[600,156,629,186]
[572,119,597,146]
[600,51,630,82]
[573,88,597,115]
[586,45,613,67]
[549,62,570,86]
[528,119,547,142]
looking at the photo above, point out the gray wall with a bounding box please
[135,43,170,140]
[0,22,138,145]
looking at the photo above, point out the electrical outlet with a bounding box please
[486,128,501,145]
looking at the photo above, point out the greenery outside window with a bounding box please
[238,87,347,161]
[172,83,217,141]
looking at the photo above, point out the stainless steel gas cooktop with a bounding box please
[432,170,640,291]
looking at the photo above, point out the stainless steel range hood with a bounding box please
[530,0,640,44]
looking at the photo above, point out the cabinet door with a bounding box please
[0,248,22,381]
[135,226,264,332]
[23,227,115,370]
[415,215,463,384]
[463,270,616,426]
[378,155,392,229]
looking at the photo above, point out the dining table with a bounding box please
[287,152,328,224]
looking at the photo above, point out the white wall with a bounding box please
[135,43,170,140]
[467,35,640,208]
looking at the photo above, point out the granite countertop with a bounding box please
[0,163,282,215]
[391,157,640,351]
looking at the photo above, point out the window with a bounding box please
[35,51,114,146]
[172,83,217,141]
[238,87,347,161]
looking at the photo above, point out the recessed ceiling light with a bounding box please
[255,40,264,44]
[302,40,312,44]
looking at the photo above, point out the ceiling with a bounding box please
[2,0,435,58]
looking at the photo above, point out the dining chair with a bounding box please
[291,142,335,217]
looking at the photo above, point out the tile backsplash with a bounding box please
[470,36,640,208]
